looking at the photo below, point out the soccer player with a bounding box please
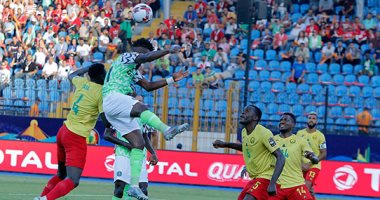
[297,112,327,200]
[103,95,158,200]
[102,38,189,199]
[272,113,319,200]
[213,105,285,200]
[34,63,107,200]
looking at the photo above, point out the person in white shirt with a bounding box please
[213,47,228,70]
[35,47,47,67]
[57,60,72,80]
[197,55,212,70]
[98,28,110,53]
[76,38,91,62]
[42,56,58,80]
[320,41,335,64]
[0,61,10,97]
[43,27,55,44]
[10,0,24,14]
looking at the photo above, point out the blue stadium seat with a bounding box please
[261,114,269,121]
[374,87,380,98]
[269,61,280,71]
[317,106,325,116]
[361,44,369,54]
[255,60,267,70]
[282,72,292,82]
[58,31,67,37]
[249,81,260,91]
[25,79,35,89]
[230,48,240,57]
[3,86,12,99]
[292,13,302,22]
[49,91,60,101]
[353,96,364,107]
[293,4,300,13]
[269,114,281,121]
[288,93,299,105]
[177,88,188,98]
[320,73,332,84]
[202,100,214,111]
[39,101,49,113]
[317,64,328,74]
[254,49,264,60]
[266,50,277,61]
[267,103,278,114]
[214,88,225,99]
[342,64,353,74]
[249,71,257,79]
[354,65,363,74]
[25,89,35,100]
[333,74,344,85]
[14,78,24,89]
[262,92,275,103]
[235,70,245,79]
[297,83,309,94]
[328,96,338,106]
[178,99,190,108]
[314,94,325,105]
[278,104,290,114]
[306,73,319,84]
[300,4,310,13]
[36,79,47,90]
[260,81,272,92]
[168,97,178,108]
[60,79,71,92]
[168,86,177,97]
[250,91,261,102]
[183,109,193,117]
[49,79,58,90]
[280,61,291,72]
[286,82,297,94]
[251,30,261,40]
[15,88,24,98]
[335,119,347,129]
[255,102,266,112]
[326,85,335,95]
[306,63,316,73]
[305,105,317,114]
[259,70,270,81]
[314,52,322,63]
[169,109,181,115]
[310,84,323,95]
[364,98,377,108]
[340,96,351,106]
[358,76,370,85]
[330,107,342,118]
[203,89,214,99]
[349,86,361,96]
[216,100,227,112]
[203,28,212,37]
[292,105,304,116]
[344,75,356,85]
[269,71,281,81]
[344,107,356,118]
[300,94,312,105]
[336,85,347,97]
[362,86,373,98]
[272,82,284,92]
[330,64,341,75]
[371,76,380,87]
[276,93,287,104]
[82,61,93,68]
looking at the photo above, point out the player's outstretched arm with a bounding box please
[137,68,189,91]
[68,66,90,82]
[103,127,133,150]
[135,45,181,64]
[304,151,319,164]
[212,140,242,151]
[268,149,285,196]
[143,132,158,165]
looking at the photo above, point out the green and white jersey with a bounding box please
[102,52,144,97]
[114,119,154,157]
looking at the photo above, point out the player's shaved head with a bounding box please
[88,63,106,85]
[283,112,296,124]
[248,105,262,121]
[133,38,154,52]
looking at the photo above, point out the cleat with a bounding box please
[33,196,46,200]
[163,123,189,141]
[127,186,148,200]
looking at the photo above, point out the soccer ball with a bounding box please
[132,3,153,23]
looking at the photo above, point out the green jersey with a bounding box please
[102,52,144,97]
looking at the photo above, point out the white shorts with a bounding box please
[103,92,140,134]
[114,155,148,183]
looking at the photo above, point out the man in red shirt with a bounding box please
[194,0,207,18]
[305,19,320,37]
[210,24,225,43]
[109,20,120,39]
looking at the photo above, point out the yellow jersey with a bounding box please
[275,134,312,188]
[65,77,103,138]
[242,124,279,180]
[297,129,326,169]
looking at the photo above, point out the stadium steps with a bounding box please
[133,1,194,39]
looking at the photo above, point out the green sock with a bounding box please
[130,149,144,186]
[112,196,121,200]
[123,184,132,200]
[140,110,170,133]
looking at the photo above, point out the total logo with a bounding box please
[333,165,358,191]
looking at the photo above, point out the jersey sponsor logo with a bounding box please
[269,137,276,147]
[333,165,358,191]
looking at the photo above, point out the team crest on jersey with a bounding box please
[268,137,276,147]
[290,139,295,144]
[117,171,122,176]
[250,137,255,144]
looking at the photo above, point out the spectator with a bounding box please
[22,27,36,46]
[34,46,48,68]
[194,0,207,18]
[202,42,217,61]
[152,57,170,77]
[273,27,288,52]
[109,20,120,39]
[320,41,335,64]
[203,66,218,88]
[29,98,41,117]
[42,56,58,80]
[0,61,10,97]
[260,29,273,50]
[55,37,68,60]
[120,11,135,48]
[4,16,15,39]
[182,43,193,60]
[344,42,361,65]
[318,0,334,15]
[57,60,72,80]
[156,22,169,39]
[333,40,346,66]
[358,51,375,77]
[363,13,377,30]
[294,42,310,63]
[198,55,212,70]
[15,54,38,78]
[287,56,306,84]
[305,19,320,37]
[158,33,171,50]
[270,19,282,35]
[213,47,228,70]
[295,31,308,46]
[192,67,204,85]
[356,107,372,135]
[355,27,368,45]
[183,5,197,23]
[281,42,297,63]
[289,19,306,40]
[66,39,78,58]
[11,46,26,72]
[224,18,237,39]
[338,0,354,19]
[98,28,110,53]
[204,63,240,85]
[308,31,322,54]
[76,38,91,63]
[218,37,230,54]
[210,24,225,43]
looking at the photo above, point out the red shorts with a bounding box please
[303,168,320,186]
[238,178,280,200]
[269,184,313,200]
[57,124,87,169]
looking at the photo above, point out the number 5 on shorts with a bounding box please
[252,181,261,190]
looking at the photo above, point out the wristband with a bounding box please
[166,77,175,84]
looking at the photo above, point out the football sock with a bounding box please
[41,175,62,196]
[123,184,131,198]
[112,196,122,200]
[130,149,144,187]
[140,110,170,132]
[46,178,75,200]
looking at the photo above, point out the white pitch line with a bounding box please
[0,193,168,200]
